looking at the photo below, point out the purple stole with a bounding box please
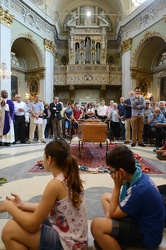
[3,100,14,135]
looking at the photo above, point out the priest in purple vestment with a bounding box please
[0,90,15,146]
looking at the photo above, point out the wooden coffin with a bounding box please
[78,119,107,142]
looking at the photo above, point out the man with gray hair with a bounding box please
[148,107,166,150]
[130,87,145,147]
[50,96,63,140]
[13,94,27,144]
[28,94,46,144]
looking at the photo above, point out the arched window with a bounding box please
[132,0,146,7]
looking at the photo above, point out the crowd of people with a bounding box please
[0,87,166,149]
[0,88,165,249]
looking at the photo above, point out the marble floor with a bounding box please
[0,138,166,249]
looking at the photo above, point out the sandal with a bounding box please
[141,164,150,173]
[157,155,166,160]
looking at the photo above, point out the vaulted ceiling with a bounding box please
[46,0,124,14]
[40,0,146,19]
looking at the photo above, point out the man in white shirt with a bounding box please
[97,99,108,121]
[28,94,46,144]
[13,94,28,143]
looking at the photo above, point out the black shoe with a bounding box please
[4,143,11,146]
[124,141,130,144]
[138,143,145,147]
[131,143,136,147]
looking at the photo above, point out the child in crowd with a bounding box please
[0,140,88,249]
[85,103,95,119]
[64,102,73,137]
[73,103,82,135]
[91,145,165,250]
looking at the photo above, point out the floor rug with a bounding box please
[28,143,163,174]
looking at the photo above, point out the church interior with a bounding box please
[1,0,166,104]
[0,0,166,249]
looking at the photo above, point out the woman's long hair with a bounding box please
[45,140,84,208]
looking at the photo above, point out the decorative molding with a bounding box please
[109,74,122,85]
[119,0,164,40]
[54,64,121,86]
[54,75,66,85]
[54,72,122,86]
[70,85,74,90]
[2,0,165,43]
[101,85,106,90]
[25,67,45,82]
[120,38,132,54]
[0,6,14,27]
[143,31,164,41]
[44,39,55,53]
[130,67,152,83]
[24,33,33,39]
[157,70,166,79]
[6,0,54,39]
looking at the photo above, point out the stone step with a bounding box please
[0,219,165,250]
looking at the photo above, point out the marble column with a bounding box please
[121,38,132,99]
[0,7,14,97]
[101,85,106,100]
[44,39,55,103]
[70,85,74,103]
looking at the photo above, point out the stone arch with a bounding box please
[11,33,45,100]
[130,32,166,98]
[11,33,44,69]
[131,32,166,69]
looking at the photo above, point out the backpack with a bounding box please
[157,185,166,227]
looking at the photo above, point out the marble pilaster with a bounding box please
[121,38,132,98]
[0,6,14,96]
[44,40,54,102]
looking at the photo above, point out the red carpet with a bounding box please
[28,143,163,174]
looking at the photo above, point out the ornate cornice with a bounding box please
[44,39,55,53]
[143,31,164,41]
[120,38,132,54]
[130,67,152,82]
[157,70,166,79]
[119,0,165,41]
[0,6,14,27]
[25,67,45,82]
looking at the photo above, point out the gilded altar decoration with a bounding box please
[0,6,14,27]
[120,38,132,54]
[44,39,55,53]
